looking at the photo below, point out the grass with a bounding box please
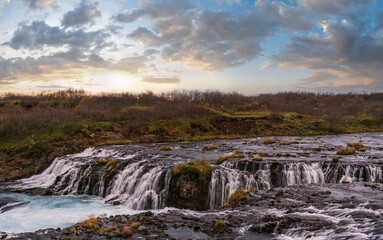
[98,158,108,165]
[105,159,118,169]
[160,146,172,151]
[1,90,383,180]
[224,188,248,207]
[216,151,246,165]
[337,147,356,155]
[81,215,100,228]
[347,142,364,149]
[263,137,275,144]
[203,144,217,150]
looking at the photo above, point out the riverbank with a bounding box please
[1,91,383,180]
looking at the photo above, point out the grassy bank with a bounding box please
[1,90,383,180]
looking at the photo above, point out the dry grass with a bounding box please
[203,144,217,150]
[160,146,172,151]
[216,151,246,165]
[263,137,275,144]
[337,147,356,155]
[347,142,364,149]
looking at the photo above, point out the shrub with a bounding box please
[337,147,356,155]
[160,146,172,151]
[263,137,275,144]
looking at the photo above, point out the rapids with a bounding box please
[0,132,382,239]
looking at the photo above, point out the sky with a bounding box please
[0,0,382,94]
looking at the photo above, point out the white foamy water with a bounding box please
[0,193,142,233]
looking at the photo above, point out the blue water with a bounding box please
[0,193,141,233]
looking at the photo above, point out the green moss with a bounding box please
[105,159,118,169]
[98,158,108,165]
[173,160,213,183]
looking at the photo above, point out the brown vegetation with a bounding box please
[1,90,383,180]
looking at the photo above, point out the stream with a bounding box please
[0,132,382,239]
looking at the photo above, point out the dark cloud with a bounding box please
[23,0,58,10]
[142,77,180,84]
[61,0,101,28]
[112,0,194,23]
[8,21,110,51]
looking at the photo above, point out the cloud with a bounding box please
[112,0,194,23]
[297,0,373,19]
[61,0,101,28]
[255,0,314,31]
[142,76,180,84]
[22,0,58,10]
[267,18,383,89]
[8,21,110,51]
[126,8,279,71]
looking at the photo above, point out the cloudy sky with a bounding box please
[0,0,382,94]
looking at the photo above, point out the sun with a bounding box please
[92,72,142,93]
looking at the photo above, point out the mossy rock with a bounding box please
[168,160,213,210]
[224,188,248,207]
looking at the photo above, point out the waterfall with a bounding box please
[104,161,172,209]
[14,146,383,210]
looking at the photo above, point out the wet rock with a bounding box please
[168,160,212,210]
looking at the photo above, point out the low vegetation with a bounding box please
[1,90,383,180]
[347,142,364,149]
[173,160,213,182]
[160,146,172,151]
[216,151,246,165]
[263,137,275,144]
[337,147,356,155]
[224,188,248,207]
[203,144,217,150]
[214,220,226,229]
